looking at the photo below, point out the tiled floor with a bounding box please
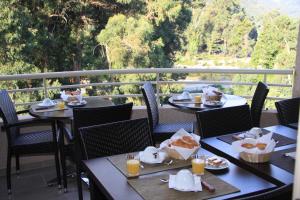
[0,166,89,200]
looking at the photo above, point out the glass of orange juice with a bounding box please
[192,155,205,175]
[194,95,202,104]
[126,154,140,177]
[57,101,65,109]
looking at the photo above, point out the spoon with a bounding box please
[164,160,173,165]
[159,178,169,183]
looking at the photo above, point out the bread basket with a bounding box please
[239,152,271,163]
[164,146,199,160]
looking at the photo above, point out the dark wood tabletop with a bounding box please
[287,122,298,130]
[29,97,113,120]
[201,125,297,186]
[83,148,276,200]
[168,94,247,111]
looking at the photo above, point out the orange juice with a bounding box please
[194,96,202,103]
[57,101,65,109]
[126,159,140,176]
[192,158,205,175]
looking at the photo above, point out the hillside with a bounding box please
[241,0,300,18]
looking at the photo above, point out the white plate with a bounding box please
[38,102,56,107]
[205,156,229,170]
[139,151,166,164]
[67,100,87,107]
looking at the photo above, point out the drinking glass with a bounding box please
[194,95,202,104]
[191,155,205,175]
[57,101,65,109]
[126,154,140,177]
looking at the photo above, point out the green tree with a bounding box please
[251,12,299,69]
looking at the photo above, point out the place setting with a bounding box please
[108,129,201,177]
[127,153,238,200]
[107,129,239,200]
[217,127,296,147]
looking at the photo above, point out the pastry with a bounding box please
[256,143,267,150]
[171,136,199,149]
[241,143,255,149]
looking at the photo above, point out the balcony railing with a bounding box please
[0,67,294,107]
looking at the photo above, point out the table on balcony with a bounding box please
[83,148,276,200]
[168,94,247,111]
[29,97,113,190]
[200,125,297,186]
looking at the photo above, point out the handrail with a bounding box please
[0,67,294,80]
[0,67,294,107]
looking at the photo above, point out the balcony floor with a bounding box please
[0,166,89,200]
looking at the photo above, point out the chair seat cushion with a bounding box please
[12,130,55,154]
[153,122,194,142]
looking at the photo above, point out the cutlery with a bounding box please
[201,180,215,193]
[164,160,173,165]
[159,178,169,183]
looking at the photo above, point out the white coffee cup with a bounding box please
[143,146,159,161]
[245,127,262,138]
[175,169,195,190]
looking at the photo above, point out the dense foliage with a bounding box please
[0,0,299,106]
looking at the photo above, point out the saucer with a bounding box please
[38,101,56,107]
[139,151,167,164]
[67,100,87,107]
[169,174,202,192]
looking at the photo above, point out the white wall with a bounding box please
[293,24,300,97]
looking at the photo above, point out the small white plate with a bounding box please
[139,151,166,164]
[205,156,229,170]
[38,101,56,107]
[67,100,87,107]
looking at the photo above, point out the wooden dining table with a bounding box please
[201,125,297,186]
[83,148,277,200]
[168,94,247,111]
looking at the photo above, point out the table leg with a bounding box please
[58,120,68,193]
[89,178,107,200]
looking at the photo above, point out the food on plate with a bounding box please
[241,143,255,149]
[256,143,267,150]
[206,156,227,167]
[170,136,199,149]
[64,90,81,102]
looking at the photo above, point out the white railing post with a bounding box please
[156,72,160,106]
[43,78,48,98]
[263,73,267,84]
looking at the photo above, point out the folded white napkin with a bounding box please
[169,174,202,192]
[285,152,296,159]
[174,91,192,100]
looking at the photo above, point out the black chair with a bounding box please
[275,97,300,129]
[196,105,253,138]
[141,82,194,143]
[79,118,154,160]
[72,103,133,200]
[233,184,293,200]
[251,82,269,127]
[0,90,61,195]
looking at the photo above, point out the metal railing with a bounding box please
[0,67,294,107]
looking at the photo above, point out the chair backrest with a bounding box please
[79,118,153,160]
[275,97,300,125]
[141,82,159,132]
[0,90,19,142]
[235,183,292,200]
[196,105,253,138]
[73,103,133,160]
[73,102,133,132]
[251,82,269,127]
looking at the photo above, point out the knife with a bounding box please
[201,180,215,193]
